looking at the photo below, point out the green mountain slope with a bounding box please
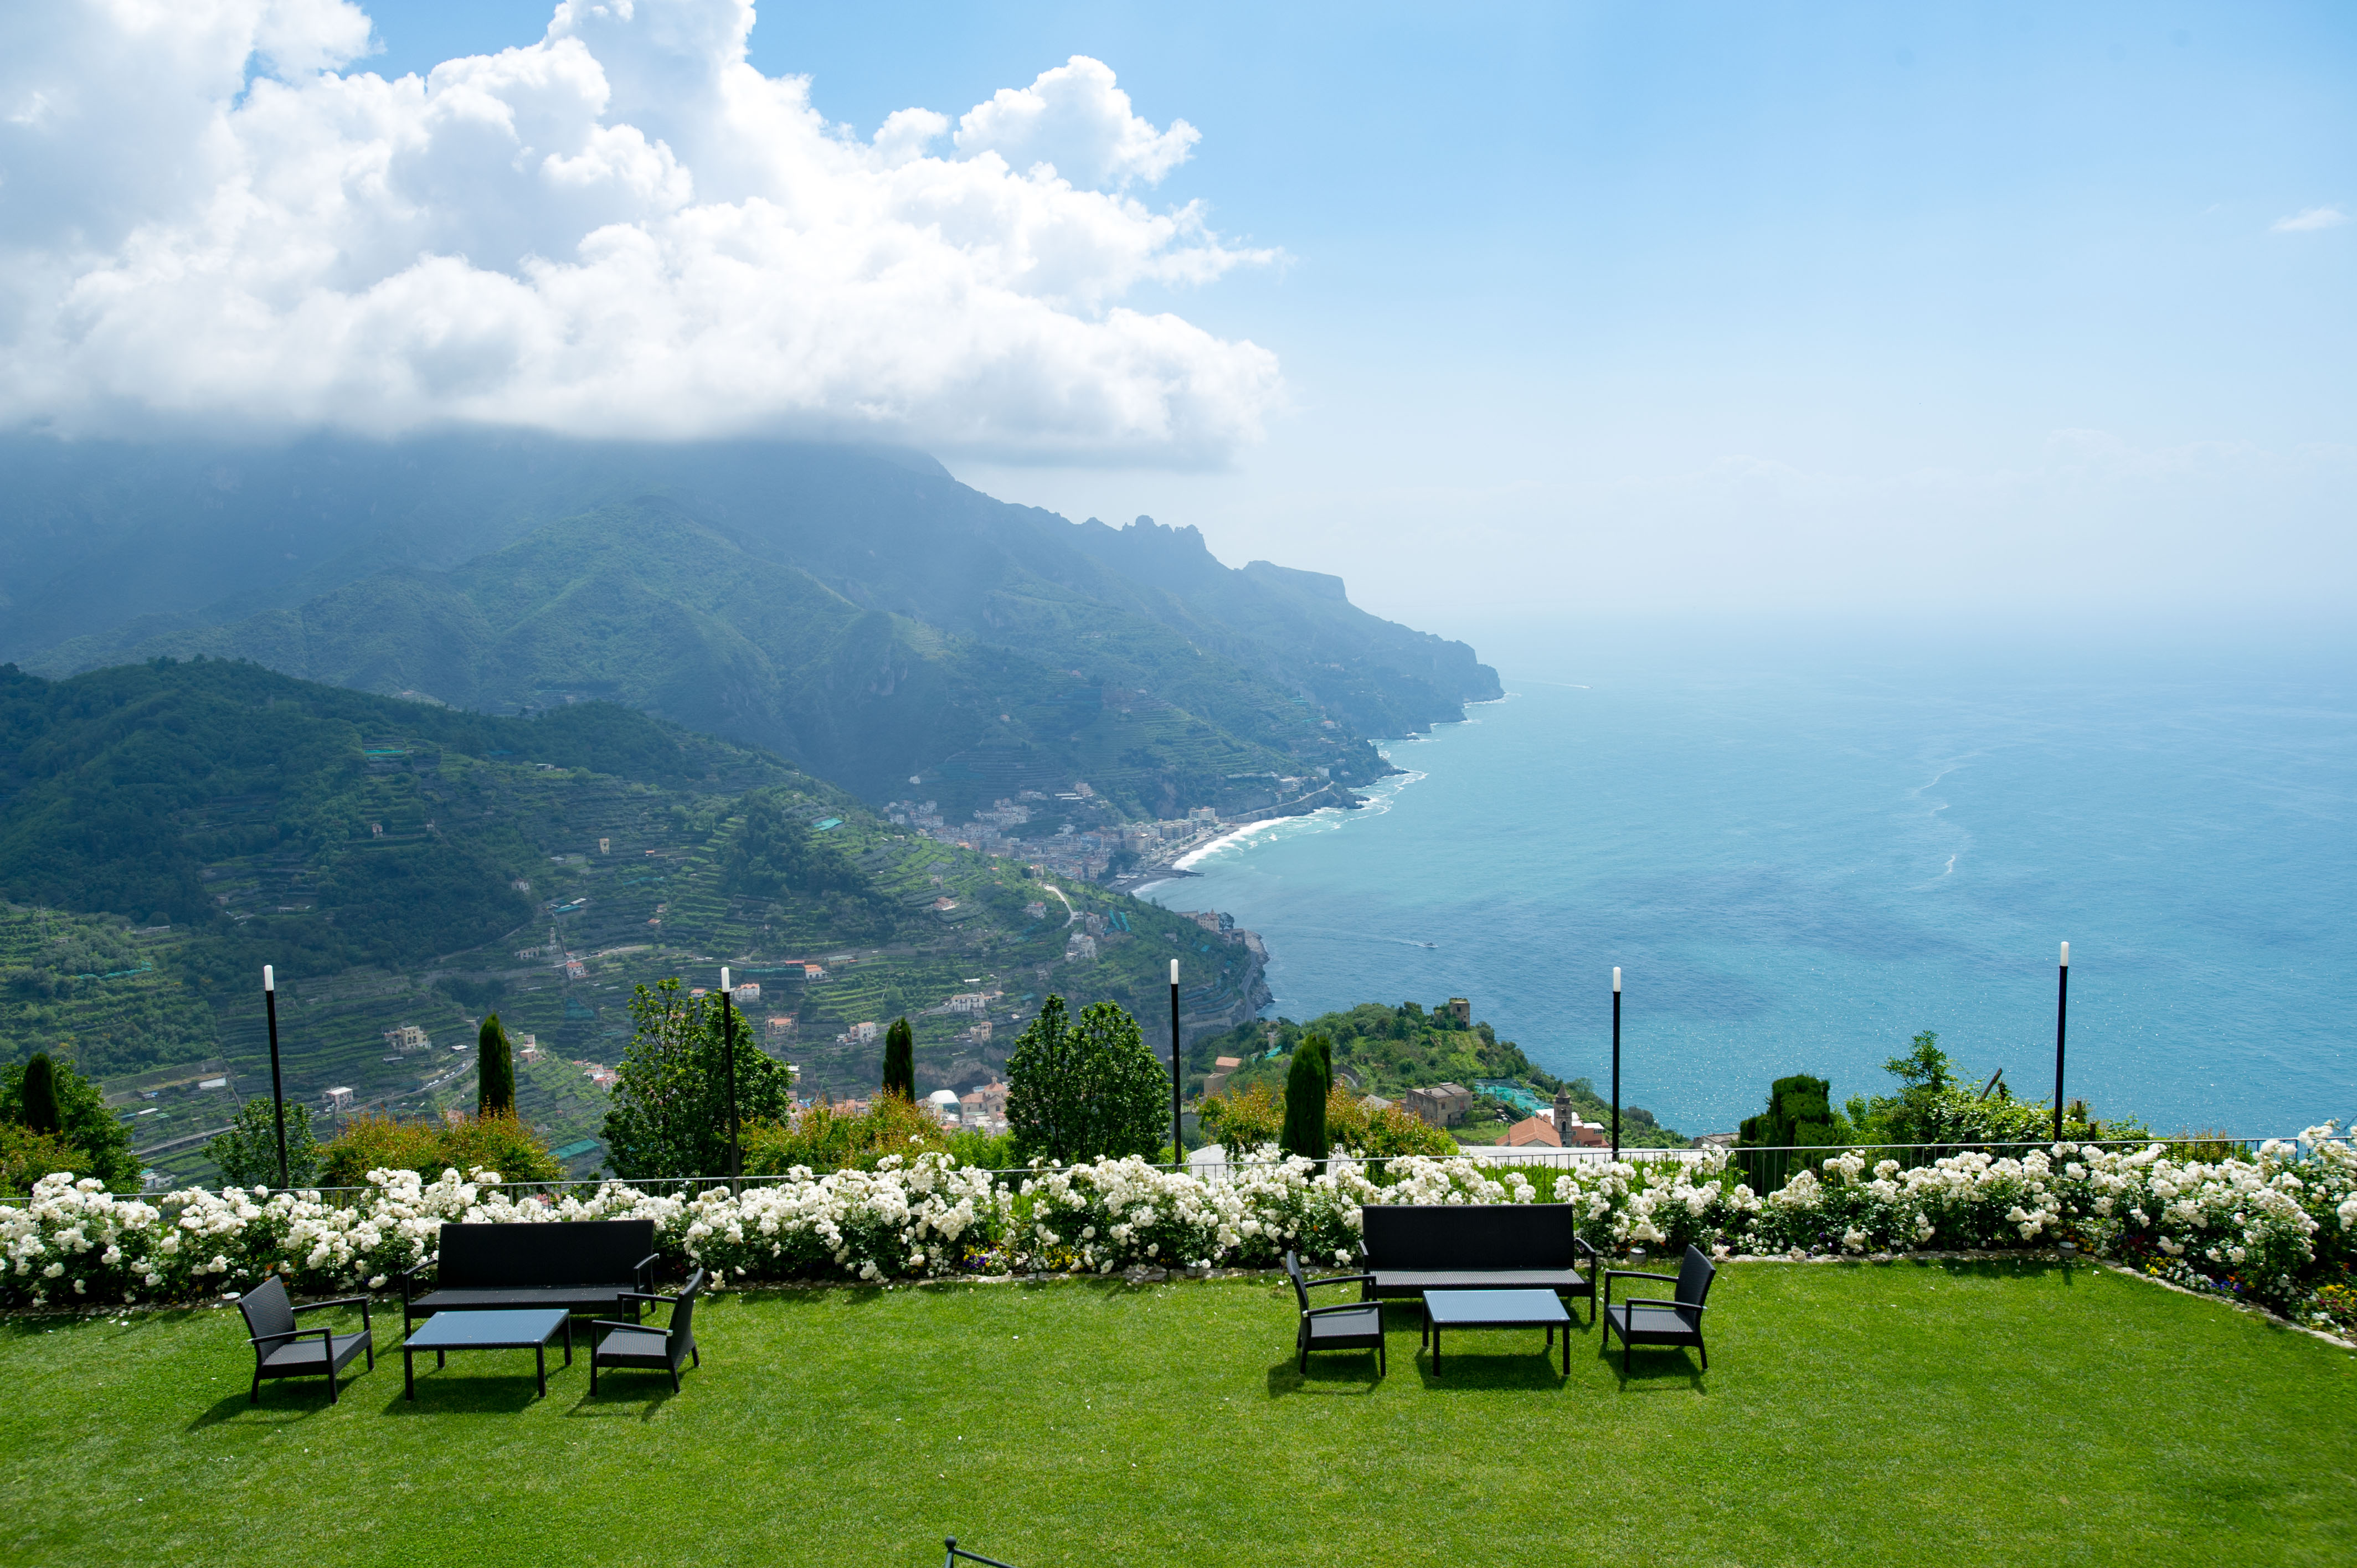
[0,660,1267,1185]
[39,500,1364,818]
[6,436,1497,810]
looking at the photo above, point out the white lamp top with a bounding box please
[721,966,732,989]
[1171,959,1180,984]
[2060,941,2070,968]
[263,964,274,993]
[1612,966,1621,992]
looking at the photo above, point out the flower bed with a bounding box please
[5,1126,2351,1332]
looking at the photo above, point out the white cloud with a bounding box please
[0,0,1279,462]
[2270,206,2348,233]
[954,56,1201,189]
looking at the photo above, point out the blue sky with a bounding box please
[27,2,2357,628]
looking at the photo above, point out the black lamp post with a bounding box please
[1169,961,1183,1165]
[1610,967,1624,1163]
[2052,941,2070,1143]
[263,964,287,1187]
[719,966,740,1190]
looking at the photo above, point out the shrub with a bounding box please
[744,1096,950,1174]
[317,1115,445,1188]
[1325,1087,1457,1158]
[438,1113,560,1184]
[0,1122,87,1198]
[881,1017,915,1100]
[205,1096,322,1187]
[1200,1082,1282,1151]
[315,1112,557,1186]
[19,1053,60,1134]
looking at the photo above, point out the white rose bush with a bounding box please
[3,1125,2351,1333]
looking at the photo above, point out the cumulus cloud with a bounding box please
[0,0,1280,462]
[2270,206,2348,233]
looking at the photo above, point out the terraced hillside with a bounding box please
[0,661,1268,1185]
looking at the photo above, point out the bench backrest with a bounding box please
[1360,1204,1582,1270]
[435,1220,657,1289]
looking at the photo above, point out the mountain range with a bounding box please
[3,434,1499,819]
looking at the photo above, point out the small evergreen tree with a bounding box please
[477,1012,516,1118]
[19,1053,59,1134]
[207,1096,322,1188]
[881,1017,915,1101]
[1280,1034,1333,1163]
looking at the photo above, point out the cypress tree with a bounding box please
[1279,1034,1332,1163]
[477,1013,516,1118]
[20,1053,60,1134]
[881,1017,915,1101]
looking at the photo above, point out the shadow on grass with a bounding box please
[377,1361,555,1415]
[1264,1355,1384,1397]
[1599,1340,1707,1395]
[565,1374,682,1422]
[187,1389,343,1431]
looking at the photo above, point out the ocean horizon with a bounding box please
[1140,633,2355,1139]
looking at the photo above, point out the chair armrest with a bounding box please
[1302,1303,1379,1320]
[1305,1272,1376,1291]
[1574,1235,1601,1263]
[632,1252,662,1288]
[1619,1297,1706,1315]
[617,1290,675,1306]
[292,1296,372,1313]
[1604,1270,1680,1284]
[249,1327,336,1349]
[589,1319,668,1337]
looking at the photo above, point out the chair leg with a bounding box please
[1698,1336,1707,1373]
[250,1368,261,1404]
[328,1366,339,1405]
[590,1359,598,1394]
[670,1367,681,1393]
[692,1346,701,1368]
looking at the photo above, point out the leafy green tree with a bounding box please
[0,1054,137,1189]
[881,1016,915,1101]
[477,1012,516,1118]
[206,1096,321,1187]
[1005,994,1167,1163]
[603,979,794,1179]
[1280,1034,1333,1162]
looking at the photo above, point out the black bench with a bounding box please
[1357,1203,1599,1324]
[402,1221,661,1335]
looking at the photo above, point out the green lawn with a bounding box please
[2,1261,2351,1568]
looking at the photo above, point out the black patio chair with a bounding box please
[1600,1243,1716,1374]
[236,1275,374,1404]
[1284,1249,1386,1375]
[588,1268,704,1392]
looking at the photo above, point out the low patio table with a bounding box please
[402,1308,572,1399]
[1421,1288,1572,1375]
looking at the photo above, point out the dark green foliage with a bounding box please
[1740,1075,1840,1149]
[881,1016,915,1101]
[1279,1035,1332,1162]
[0,1054,136,1189]
[205,1096,321,1187]
[477,1013,516,1118]
[723,792,891,936]
[1840,1031,2126,1148]
[1004,994,1168,1163]
[19,1052,58,1133]
[603,979,795,1179]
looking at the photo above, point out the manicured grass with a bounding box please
[1,1261,2351,1568]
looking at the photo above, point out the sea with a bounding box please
[1138,623,2356,1140]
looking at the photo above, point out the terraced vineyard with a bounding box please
[1,661,1269,1185]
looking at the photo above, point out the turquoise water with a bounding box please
[1140,637,2356,1138]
